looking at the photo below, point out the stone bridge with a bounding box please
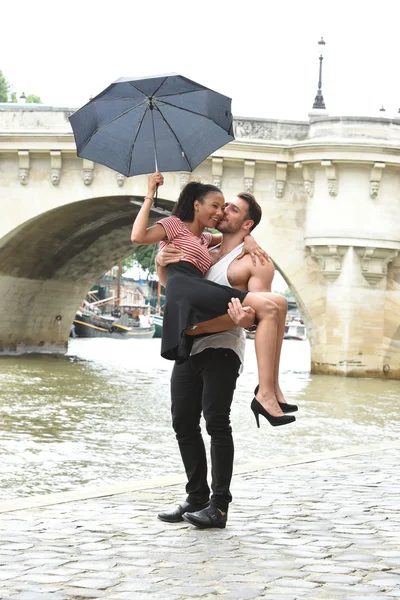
[1,105,399,379]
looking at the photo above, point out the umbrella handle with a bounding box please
[154,185,158,208]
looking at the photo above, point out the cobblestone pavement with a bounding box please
[0,446,399,600]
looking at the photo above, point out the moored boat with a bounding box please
[73,304,155,340]
[152,314,163,338]
[73,309,131,339]
[284,319,307,341]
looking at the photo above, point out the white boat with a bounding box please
[284,319,307,341]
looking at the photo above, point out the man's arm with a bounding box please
[155,245,185,287]
[227,258,275,329]
[246,258,275,293]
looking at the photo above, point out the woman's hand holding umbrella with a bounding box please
[145,172,164,201]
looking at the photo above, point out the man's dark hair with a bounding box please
[237,192,262,231]
[172,181,221,222]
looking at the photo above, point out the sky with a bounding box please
[1,0,400,120]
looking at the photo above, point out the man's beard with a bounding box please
[217,221,242,234]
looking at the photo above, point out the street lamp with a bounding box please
[312,37,326,109]
[19,92,26,105]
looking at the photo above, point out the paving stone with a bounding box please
[267,577,320,589]
[366,575,400,586]
[16,574,71,584]
[12,593,67,600]
[113,581,157,592]
[107,594,153,600]
[64,560,118,571]
[300,564,355,574]
[309,573,363,584]
[217,585,266,599]
[63,589,107,598]
[68,578,118,590]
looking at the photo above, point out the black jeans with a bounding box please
[170,348,241,512]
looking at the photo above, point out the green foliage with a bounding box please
[0,71,9,102]
[123,245,159,276]
[0,70,42,103]
[26,94,42,104]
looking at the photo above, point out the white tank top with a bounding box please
[191,243,246,366]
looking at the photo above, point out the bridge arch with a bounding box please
[0,195,174,353]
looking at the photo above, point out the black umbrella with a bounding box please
[69,73,234,179]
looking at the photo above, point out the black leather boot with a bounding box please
[182,506,227,529]
[157,500,210,523]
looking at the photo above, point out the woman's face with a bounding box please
[195,192,225,228]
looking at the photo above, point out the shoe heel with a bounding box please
[252,408,260,428]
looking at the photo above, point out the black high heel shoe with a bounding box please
[251,397,296,427]
[254,385,298,414]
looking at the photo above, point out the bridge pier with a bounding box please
[0,274,83,354]
[305,248,400,379]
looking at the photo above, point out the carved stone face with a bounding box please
[327,180,337,196]
[275,181,285,198]
[370,181,379,199]
[212,175,222,188]
[116,173,125,187]
[304,180,314,196]
[51,169,61,186]
[83,168,93,185]
[244,177,253,193]
[19,169,29,185]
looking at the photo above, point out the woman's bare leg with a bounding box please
[271,294,288,404]
[255,293,288,404]
[242,294,282,416]
[186,293,284,417]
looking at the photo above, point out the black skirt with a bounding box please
[161,261,248,363]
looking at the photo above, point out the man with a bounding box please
[156,192,293,529]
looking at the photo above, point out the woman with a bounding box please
[131,173,295,427]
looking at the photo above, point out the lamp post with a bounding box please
[312,37,326,109]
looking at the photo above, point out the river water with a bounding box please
[0,338,398,502]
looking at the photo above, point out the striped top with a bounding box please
[157,216,213,275]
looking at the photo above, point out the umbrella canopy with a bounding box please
[69,74,234,177]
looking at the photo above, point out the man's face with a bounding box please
[217,197,251,233]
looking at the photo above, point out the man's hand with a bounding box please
[227,298,256,329]
[237,235,270,266]
[156,244,185,267]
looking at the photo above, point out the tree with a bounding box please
[123,245,159,276]
[26,94,42,104]
[0,71,9,102]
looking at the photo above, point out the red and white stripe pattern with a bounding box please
[157,216,213,275]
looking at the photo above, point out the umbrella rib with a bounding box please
[78,100,148,155]
[156,88,206,98]
[128,77,168,98]
[156,99,227,126]
[87,97,148,102]
[127,105,150,175]
[154,105,193,171]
